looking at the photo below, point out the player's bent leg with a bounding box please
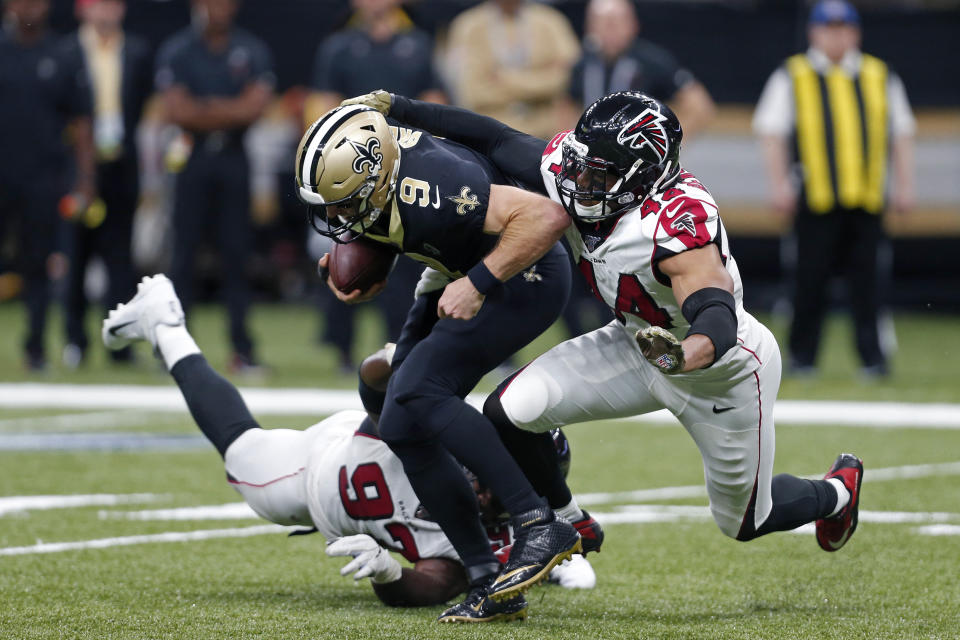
[223,428,314,527]
[484,389,605,555]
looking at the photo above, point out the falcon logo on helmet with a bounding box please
[616,108,669,163]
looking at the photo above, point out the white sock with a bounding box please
[556,499,584,523]
[826,478,850,517]
[155,324,201,371]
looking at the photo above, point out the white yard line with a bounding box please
[0,494,164,517]
[577,460,960,506]
[916,525,960,536]
[0,410,183,433]
[3,505,958,557]
[1,383,959,427]
[0,525,288,556]
[99,503,258,521]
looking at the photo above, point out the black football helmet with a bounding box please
[556,91,682,222]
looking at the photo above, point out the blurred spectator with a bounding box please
[565,0,715,138]
[60,0,152,368]
[305,0,446,122]
[0,0,95,371]
[155,0,275,374]
[753,0,915,378]
[445,0,579,139]
[305,0,446,372]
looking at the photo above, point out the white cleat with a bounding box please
[102,274,184,350]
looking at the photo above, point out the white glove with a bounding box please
[340,90,392,115]
[325,534,402,584]
[635,326,686,374]
[548,554,596,589]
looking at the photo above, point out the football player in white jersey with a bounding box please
[342,90,864,599]
[101,274,593,617]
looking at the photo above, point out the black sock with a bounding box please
[170,354,260,457]
[738,474,838,541]
[484,392,573,509]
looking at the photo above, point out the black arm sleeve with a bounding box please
[391,95,548,194]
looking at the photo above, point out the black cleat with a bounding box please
[816,453,864,552]
[488,506,581,602]
[437,576,527,623]
[572,509,604,554]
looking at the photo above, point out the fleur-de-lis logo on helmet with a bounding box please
[348,137,383,175]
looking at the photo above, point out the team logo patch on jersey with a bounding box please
[670,211,698,236]
[447,186,481,215]
[617,108,669,162]
[349,137,383,175]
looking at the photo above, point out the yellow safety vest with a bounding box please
[787,53,889,214]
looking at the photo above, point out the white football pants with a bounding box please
[500,316,781,538]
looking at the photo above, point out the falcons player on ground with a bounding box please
[342,91,864,595]
[101,275,593,615]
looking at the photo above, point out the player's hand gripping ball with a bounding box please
[636,326,686,374]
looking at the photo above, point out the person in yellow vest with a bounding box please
[753,0,915,378]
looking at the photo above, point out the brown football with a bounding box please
[328,236,396,294]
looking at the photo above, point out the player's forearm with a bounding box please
[391,96,547,192]
[680,334,716,372]
[371,566,467,607]
[481,204,568,283]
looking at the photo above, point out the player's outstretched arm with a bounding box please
[654,245,736,372]
[371,558,468,608]
[343,91,547,193]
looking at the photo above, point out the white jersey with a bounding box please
[303,411,458,563]
[540,131,762,382]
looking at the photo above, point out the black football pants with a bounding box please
[788,209,887,369]
[170,146,254,358]
[63,157,138,359]
[378,243,570,576]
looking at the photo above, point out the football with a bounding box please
[328,236,397,294]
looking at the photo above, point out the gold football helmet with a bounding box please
[295,105,401,243]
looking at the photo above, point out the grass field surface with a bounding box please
[1,301,959,638]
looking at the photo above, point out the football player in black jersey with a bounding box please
[295,105,583,622]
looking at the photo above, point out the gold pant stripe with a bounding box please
[859,55,888,214]
[826,66,865,209]
[788,55,834,213]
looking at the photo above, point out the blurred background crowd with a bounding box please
[0,0,957,377]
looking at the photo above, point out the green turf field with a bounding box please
[1,302,959,639]
[2,301,960,401]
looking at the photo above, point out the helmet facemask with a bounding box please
[305,177,386,243]
[556,135,642,223]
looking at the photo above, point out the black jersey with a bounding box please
[363,124,505,278]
